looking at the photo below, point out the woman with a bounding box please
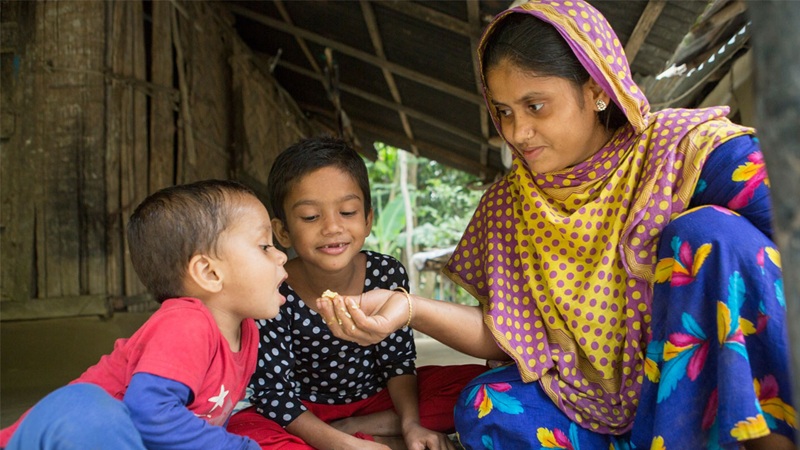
[318,1,795,448]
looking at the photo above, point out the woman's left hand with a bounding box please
[316,289,408,346]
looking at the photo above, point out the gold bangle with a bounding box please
[395,287,413,328]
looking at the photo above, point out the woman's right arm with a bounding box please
[319,291,507,361]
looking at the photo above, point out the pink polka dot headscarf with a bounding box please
[443,0,752,434]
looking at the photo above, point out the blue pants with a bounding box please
[6,383,146,450]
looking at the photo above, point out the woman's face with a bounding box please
[486,59,612,174]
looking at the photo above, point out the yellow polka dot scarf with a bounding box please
[443,0,752,434]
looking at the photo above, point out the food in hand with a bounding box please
[321,289,338,299]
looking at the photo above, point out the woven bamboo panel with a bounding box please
[1,0,314,319]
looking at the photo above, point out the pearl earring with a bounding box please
[595,99,607,111]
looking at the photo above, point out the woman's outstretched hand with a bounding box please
[317,289,410,346]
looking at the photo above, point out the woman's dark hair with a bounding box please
[267,135,372,224]
[482,13,628,131]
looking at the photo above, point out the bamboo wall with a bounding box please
[0,0,318,320]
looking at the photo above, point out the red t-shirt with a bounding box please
[0,297,258,445]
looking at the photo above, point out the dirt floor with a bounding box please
[0,313,482,428]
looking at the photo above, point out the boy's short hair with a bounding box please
[267,136,372,224]
[127,179,256,303]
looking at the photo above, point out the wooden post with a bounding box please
[399,150,417,293]
[149,1,176,194]
[747,1,800,441]
[107,1,148,300]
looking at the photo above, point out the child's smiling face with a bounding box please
[274,166,373,274]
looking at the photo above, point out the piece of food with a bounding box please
[321,289,338,299]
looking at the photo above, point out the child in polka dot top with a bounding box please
[226,136,486,450]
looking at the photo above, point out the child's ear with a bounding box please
[272,218,292,249]
[186,253,223,294]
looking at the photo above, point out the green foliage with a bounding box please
[413,161,483,248]
[364,142,484,306]
[365,143,482,251]
[366,142,399,226]
[365,194,406,259]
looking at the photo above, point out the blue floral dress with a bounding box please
[454,137,795,449]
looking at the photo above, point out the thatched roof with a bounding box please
[223,0,750,180]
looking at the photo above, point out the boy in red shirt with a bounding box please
[1,179,287,450]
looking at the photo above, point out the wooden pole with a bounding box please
[399,150,417,293]
[747,1,800,441]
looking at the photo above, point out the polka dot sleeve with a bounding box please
[249,307,307,427]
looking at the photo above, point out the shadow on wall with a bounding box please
[0,313,151,427]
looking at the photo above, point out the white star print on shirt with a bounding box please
[208,384,229,412]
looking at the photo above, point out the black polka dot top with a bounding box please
[248,251,416,427]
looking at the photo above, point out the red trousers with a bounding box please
[227,364,487,449]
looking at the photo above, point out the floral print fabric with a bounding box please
[453,136,795,448]
[448,0,754,433]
